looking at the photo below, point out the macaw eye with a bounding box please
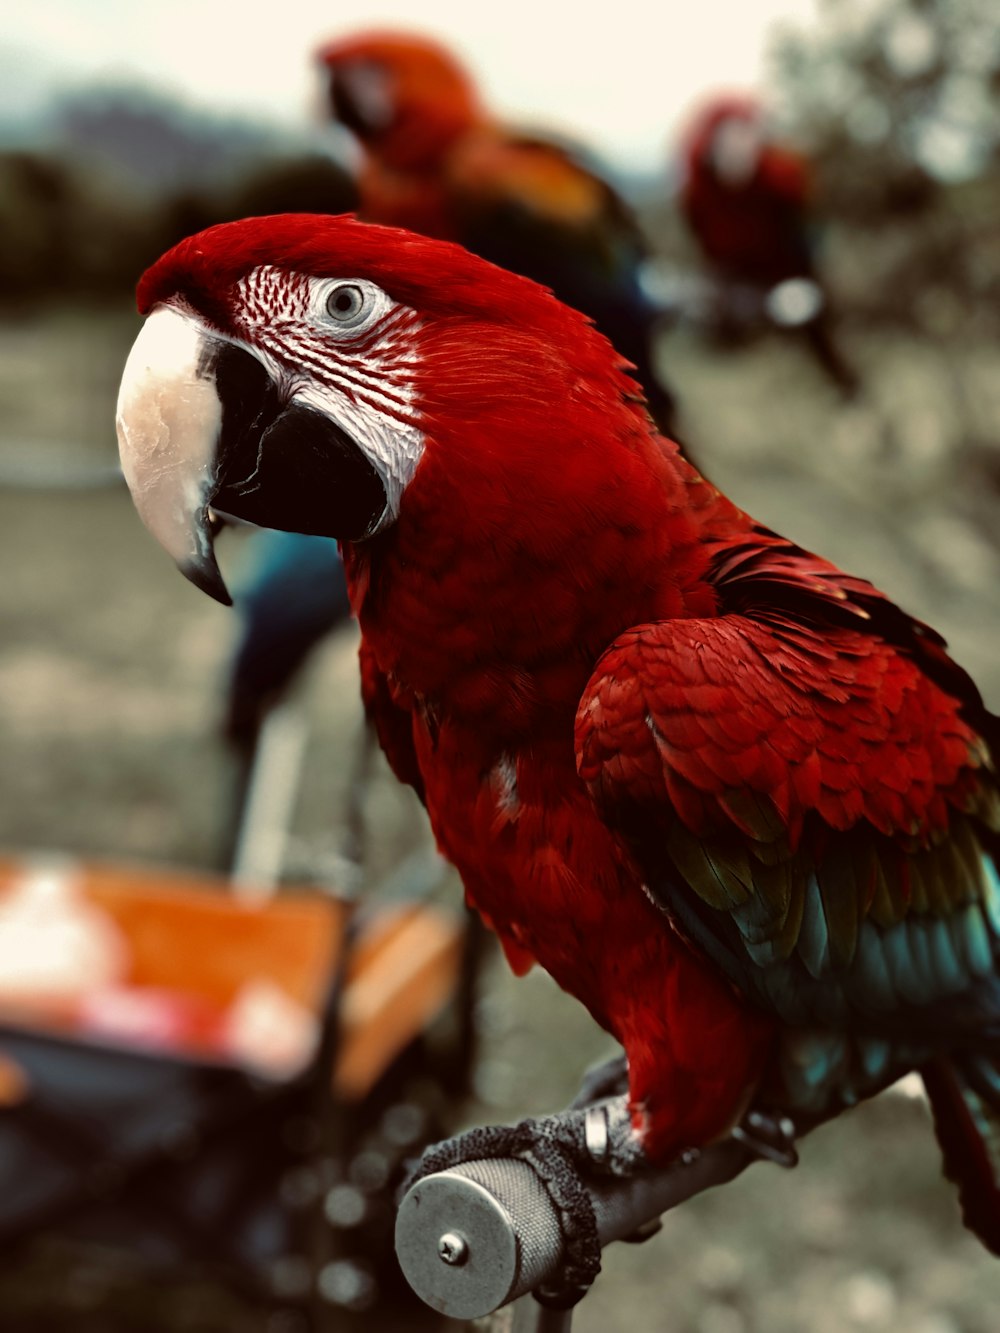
[325,283,367,325]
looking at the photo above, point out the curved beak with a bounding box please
[116,306,232,605]
[117,303,390,605]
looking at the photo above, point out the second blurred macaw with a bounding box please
[681,94,813,287]
[316,29,679,438]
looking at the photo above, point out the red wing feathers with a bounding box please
[578,614,981,850]
[576,575,1000,1031]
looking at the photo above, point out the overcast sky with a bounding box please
[4,0,821,171]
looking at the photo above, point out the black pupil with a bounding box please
[334,289,358,314]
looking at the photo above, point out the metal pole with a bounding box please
[475,1293,575,1333]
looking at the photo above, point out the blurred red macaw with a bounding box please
[316,29,679,437]
[117,214,1000,1265]
[680,94,857,394]
[681,94,814,286]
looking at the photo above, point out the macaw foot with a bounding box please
[568,1049,629,1109]
[732,1107,799,1168]
[406,1093,646,1306]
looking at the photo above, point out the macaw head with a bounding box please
[316,31,485,171]
[684,94,764,186]
[116,212,656,607]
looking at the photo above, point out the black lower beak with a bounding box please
[202,342,388,572]
[180,549,233,606]
[211,342,386,537]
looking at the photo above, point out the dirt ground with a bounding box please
[1,301,1000,1331]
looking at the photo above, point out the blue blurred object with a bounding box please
[224,528,351,750]
[219,528,353,877]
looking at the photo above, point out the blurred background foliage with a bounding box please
[768,0,1000,329]
[0,88,356,303]
[1,0,998,326]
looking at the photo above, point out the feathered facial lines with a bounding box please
[156,263,578,526]
[208,263,426,522]
[224,261,624,447]
[232,266,419,400]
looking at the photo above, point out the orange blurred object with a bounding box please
[0,856,462,1100]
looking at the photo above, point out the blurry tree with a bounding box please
[153,158,357,271]
[219,155,356,224]
[769,0,1000,326]
[0,154,76,297]
[0,84,355,306]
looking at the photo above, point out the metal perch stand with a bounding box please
[395,1129,774,1328]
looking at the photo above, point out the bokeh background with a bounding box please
[2,1,1000,1330]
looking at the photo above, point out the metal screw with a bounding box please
[437,1232,469,1266]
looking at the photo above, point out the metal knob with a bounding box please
[395,1158,561,1319]
[396,1136,759,1320]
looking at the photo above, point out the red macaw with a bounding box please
[116,215,1000,1268]
[315,30,679,438]
[680,94,814,287]
[679,94,858,395]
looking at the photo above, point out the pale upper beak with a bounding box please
[116,305,233,604]
[117,301,391,604]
